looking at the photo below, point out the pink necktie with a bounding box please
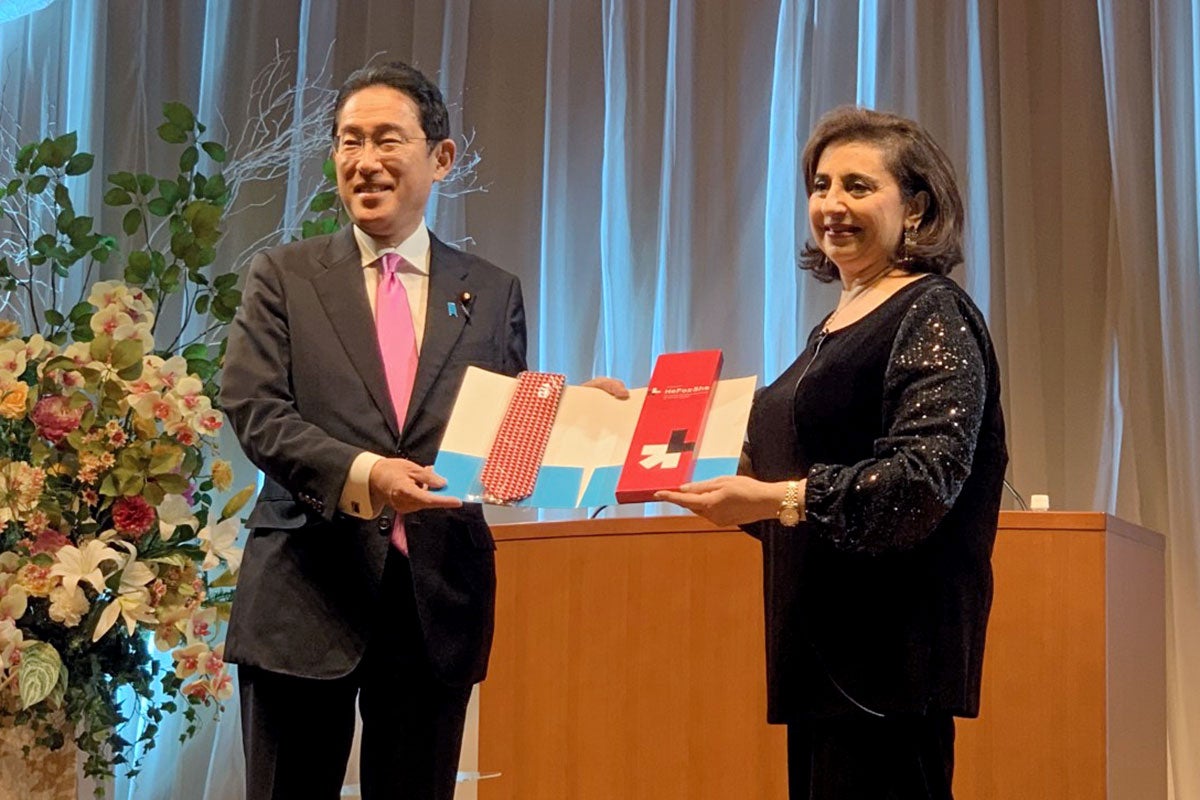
[376,252,419,553]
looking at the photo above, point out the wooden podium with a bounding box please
[477,512,1165,800]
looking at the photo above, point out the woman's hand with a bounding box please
[656,476,795,527]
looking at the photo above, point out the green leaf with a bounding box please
[43,309,65,326]
[67,215,94,243]
[90,334,113,361]
[143,482,165,507]
[54,182,73,210]
[110,339,143,371]
[157,179,181,205]
[109,171,138,192]
[213,272,239,291]
[211,290,240,323]
[15,142,36,173]
[201,141,227,163]
[163,102,196,132]
[5,178,20,195]
[308,191,337,213]
[147,197,172,217]
[137,173,156,195]
[125,251,152,283]
[104,188,132,206]
[183,200,222,240]
[26,174,50,194]
[157,122,188,144]
[153,473,190,494]
[117,361,143,382]
[180,145,199,173]
[65,152,94,176]
[33,233,57,254]
[186,246,216,269]
[220,485,256,521]
[18,642,63,710]
[148,553,192,568]
[48,664,68,709]
[322,157,337,182]
[170,229,196,257]
[202,173,227,202]
[149,445,184,475]
[210,568,238,588]
[182,343,210,360]
[54,132,78,161]
[123,208,144,236]
[161,264,182,292]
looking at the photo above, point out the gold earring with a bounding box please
[899,228,918,266]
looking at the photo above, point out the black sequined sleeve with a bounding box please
[804,287,989,554]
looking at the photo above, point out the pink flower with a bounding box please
[30,395,85,443]
[29,529,71,556]
[112,495,156,538]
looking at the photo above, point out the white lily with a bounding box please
[197,517,243,574]
[48,539,121,594]
[92,543,158,641]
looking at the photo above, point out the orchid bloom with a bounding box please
[197,517,243,574]
[157,494,199,539]
[172,642,209,679]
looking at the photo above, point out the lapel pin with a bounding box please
[447,302,457,317]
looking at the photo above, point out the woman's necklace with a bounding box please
[821,266,898,334]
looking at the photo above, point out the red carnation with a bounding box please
[112,495,157,538]
[30,395,85,443]
[29,529,72,555]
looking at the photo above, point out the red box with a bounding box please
[615,350,723,503]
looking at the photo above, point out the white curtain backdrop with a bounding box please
[2,1,1198,798]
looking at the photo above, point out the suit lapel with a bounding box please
[405,235,468,430]
[311,227,401,442]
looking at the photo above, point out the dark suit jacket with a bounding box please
[220,226,526,686]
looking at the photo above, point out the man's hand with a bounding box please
[368,458,463,515]
[581,376,630,399]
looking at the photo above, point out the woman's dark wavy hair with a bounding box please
[331,61,449,150]
[799,106,964,282]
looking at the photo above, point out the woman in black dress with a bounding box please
[658,106,1008,799]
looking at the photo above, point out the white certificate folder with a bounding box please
[432,366,757,508]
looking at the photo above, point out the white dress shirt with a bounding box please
[338,223,433,519]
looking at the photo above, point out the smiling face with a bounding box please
[333,85,456,244]
[808,140,926,285]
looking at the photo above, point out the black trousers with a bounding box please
[787,712,956,800]
[238,552,473,800]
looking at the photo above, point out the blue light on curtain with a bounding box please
[0,0,54,24]
[598,0,637,379]
[855,0,878,108]
[761,0,808,379]
[963,0,991,318]
[650,0,691,359]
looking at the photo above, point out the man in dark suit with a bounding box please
[221,61,527,800]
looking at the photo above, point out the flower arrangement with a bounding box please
[0,105,250,785]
